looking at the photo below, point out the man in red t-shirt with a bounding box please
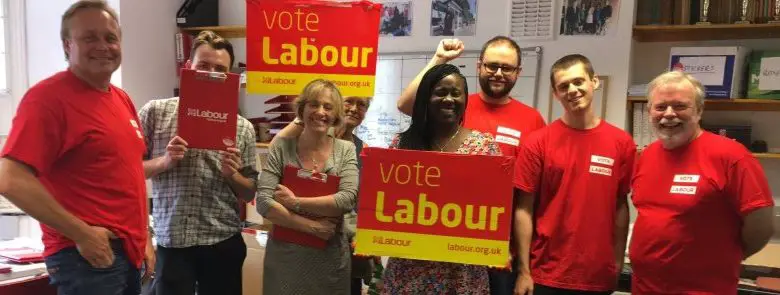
[629,71,775,294]
[0,1,152,294]
[397,36,546,295]
[398,37,546,158]
[513,55,635,295]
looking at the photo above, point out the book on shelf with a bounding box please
[636,0,777,25]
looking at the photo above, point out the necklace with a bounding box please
[436,127,461,152]
[311,154,319,172]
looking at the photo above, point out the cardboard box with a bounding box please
[747,51,780,100]
[242,228,267,295]
[669,46,751,99]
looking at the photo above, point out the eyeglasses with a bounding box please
[481,62,519,75]
[344,99,369,112]
[651,104,692,113]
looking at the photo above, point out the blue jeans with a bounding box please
[44,240,141,295]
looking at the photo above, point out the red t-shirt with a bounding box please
[463,93,546,158]
[629,131,774,294]
[514,119,636,291]
[1,70,148,268]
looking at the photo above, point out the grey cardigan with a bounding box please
[255,136,359,216]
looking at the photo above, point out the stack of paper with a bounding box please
[0,197,23,215]
[0,238,46,283]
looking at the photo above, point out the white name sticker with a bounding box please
[497,126,522,138]
[590,155,615,166]
[495,135,520,146]
[673,174,700,183]
[589,165,613,176]
[670,185,697,195]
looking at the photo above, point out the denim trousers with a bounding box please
[44,240,141,295]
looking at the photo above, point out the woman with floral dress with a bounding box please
[381,63,501,295]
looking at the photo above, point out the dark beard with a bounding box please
[479,78,515,99]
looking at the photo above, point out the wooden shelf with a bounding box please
[638,150,780,159]
[753,153,780,159]
[627,96,780,112]
[633,23,780,42]
[180,25,246,38]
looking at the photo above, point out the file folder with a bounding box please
[177,69,239,150]
[270,165,341,249]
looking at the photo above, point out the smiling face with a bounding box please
[478,43,520,100]
[63,8,121,78]
[301,88,338,133]
[648,81,702,149]
[343,96,370,128]
[552,63,599,114]
[428,74,467,125]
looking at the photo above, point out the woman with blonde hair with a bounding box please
[274,94,376,294]
[256,79,359,294]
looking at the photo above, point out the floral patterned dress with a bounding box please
[381,130,501,295]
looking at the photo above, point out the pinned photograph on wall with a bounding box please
[380,1,412,36]
[430,0,477,36]
[559,0,619,36]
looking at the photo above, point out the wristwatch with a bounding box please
[293,117,304,126]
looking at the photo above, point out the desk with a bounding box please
[745,243,780,269]
[0,273,55,295]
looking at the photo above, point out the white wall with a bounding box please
[118,0,179,108]
[219,0,636,128]
[508,1,636,127]
[0,99,11,135]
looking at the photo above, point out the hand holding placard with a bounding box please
[176,69,239,150]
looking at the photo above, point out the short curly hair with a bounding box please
[190,30,236,69]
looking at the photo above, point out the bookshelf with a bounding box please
[629,1,780,158]
[627,96,780,112]
[637,149,780,159]
[180,25,246,38]
[753,153,780,159]
[633,23,780,42]
[626,96,780,155]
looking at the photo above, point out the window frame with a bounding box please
[1,0,27,136]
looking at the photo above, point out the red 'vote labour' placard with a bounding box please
[355,147,514,267]
[246,0,381,97]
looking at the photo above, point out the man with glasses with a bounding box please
[629,71,774,294]
[396,36,546,295]
[398,36,545,158]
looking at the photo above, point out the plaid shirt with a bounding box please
[139,97,257,248]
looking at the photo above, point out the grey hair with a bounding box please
[646,70,705,114]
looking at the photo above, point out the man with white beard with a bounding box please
[629,71,775,294]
